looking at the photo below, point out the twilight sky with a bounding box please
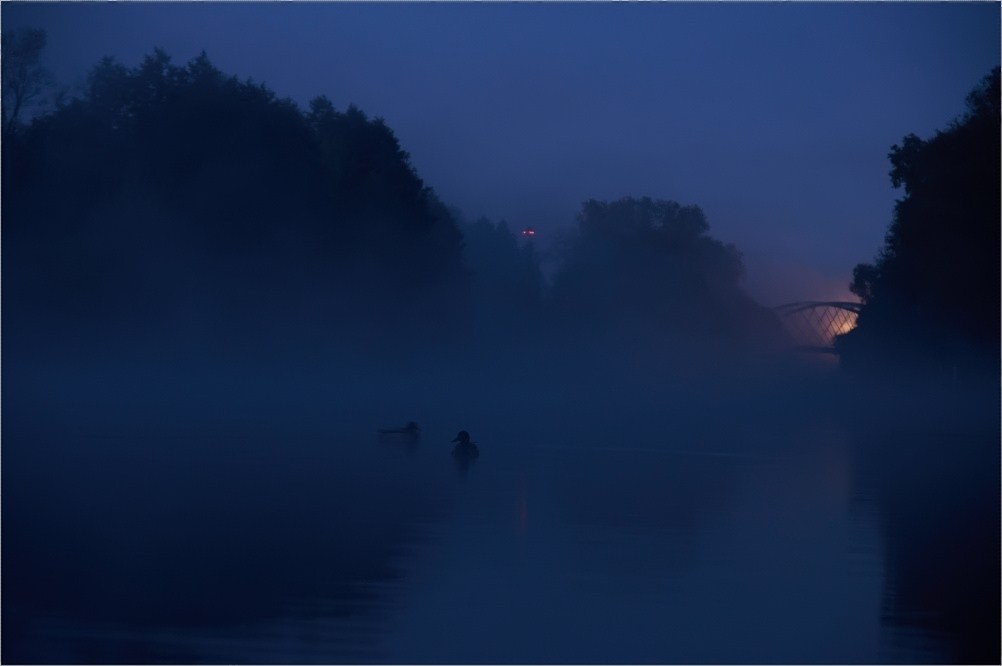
[3,2,998,305]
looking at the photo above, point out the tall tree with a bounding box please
[1,27,52,134]
[841,68,1000,376]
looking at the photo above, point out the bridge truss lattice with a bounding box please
[774,301,862,354]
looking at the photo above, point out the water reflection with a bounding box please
[372,432,891,664]
[2,425,451,663]
[851,422,1000,664]
[3,412,997,663]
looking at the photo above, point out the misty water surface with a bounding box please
[3,358,997,664]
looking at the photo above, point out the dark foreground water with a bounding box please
[3,377,999,664]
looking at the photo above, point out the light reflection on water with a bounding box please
[3,419,996,663]
[378,438,889,664]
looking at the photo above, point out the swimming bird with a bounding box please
[378,421,420,439]
[451,430,479,458]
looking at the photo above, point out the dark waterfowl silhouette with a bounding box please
[451,430,480,467]
[378,421,420,438]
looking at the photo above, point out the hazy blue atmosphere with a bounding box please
[2,3,999,665]
[3,1,999,303]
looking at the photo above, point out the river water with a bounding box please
[3,376,998,663]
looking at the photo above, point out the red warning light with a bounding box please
[521,228,536,237]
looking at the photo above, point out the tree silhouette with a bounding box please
[1,27,53,134]
[3,48,468,354]
[840,68,1000,378]
[550,197,779,359]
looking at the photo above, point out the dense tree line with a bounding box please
[2,37,781,367]
[838,68,1000,381]
[3,46,466,353]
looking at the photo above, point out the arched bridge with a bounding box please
[774,301,862,354]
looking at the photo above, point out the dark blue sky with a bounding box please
[4,2,998,304]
